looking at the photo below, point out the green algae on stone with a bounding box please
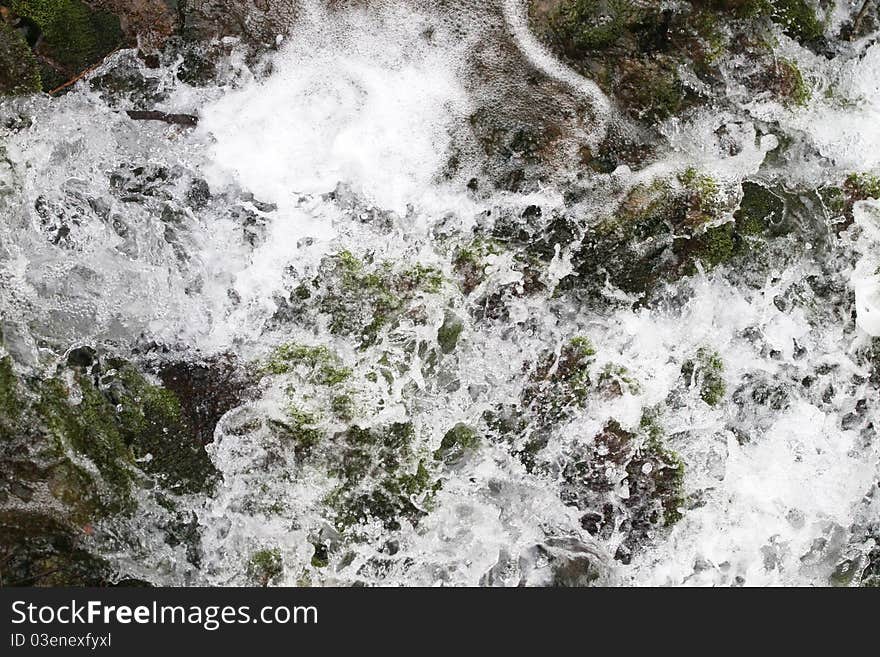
[0,356,22,436]
[545,0,644,53]
[434,423,480,464]
[735,181,785,235]
[0,353,220,586]
[248,547,283,586]
[263,343,351,385]
[313,251,445,347]
[768,0,823,44]
[103,358,218,495]
[277,405,324,454]
[514,336,597,468]
[638,408,687,527]
[36,375,137,516]
[845,172,880,203]
[8,0,123,90]
[682,347,726,405]
[324,422,441,531]
[777,59,811,106]
[437,311,464,354]
[0,20,41,95]
[565,170,746,298]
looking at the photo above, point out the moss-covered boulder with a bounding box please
[324,422,441,532]
[0,19,41,94]
[531,0,822,145]
[0,350,220,585]
[682,347,727,406]
[562,170,758,299]
[290,250,444,348]
[0,510,113,586]
[3,0,122,91]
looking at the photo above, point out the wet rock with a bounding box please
[0,17,41,95]
[155,355,251,446]
[0,510,113,586]
[0,350,221,585]
[3,0,123,92]
[559,418,685,562]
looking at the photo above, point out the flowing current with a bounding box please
[1,1,879,586]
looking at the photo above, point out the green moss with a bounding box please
[617,58,686,122]
[104,359,217,495]
[559,417,686,557]
[648,439,686,526]
[635,409,686,526]
[398,264,443,294]
[780,59,810,105]
[597,364,640,395]
[679,167,723,226]
[682,348,726,406]
[546,0,644,52]
[453,238,503,294]
[521,336,596,448]
[317,251,444,347]
[10,0,122,87]
[769,0,823,43]
[434,424,480,463]
[820,172,880,221]
[36,377,136,516]
[0,21,41,95]
[735,181,785,235]
[437,312,464,354]
[263,343,351,385]
[0,356,21,435]
[248,548,283,586]
[325,422,441,531]
[696,222,737,268]
[310,548,329,569]
[845,173,880,200]
[331,394,355,421]
[282,406,324,453]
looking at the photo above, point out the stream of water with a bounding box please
[1,0,878,586]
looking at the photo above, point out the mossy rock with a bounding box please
[103,358,219,495]
[2,352,217,518]
[564,171,743,298]
[0,20,41,95]
[437,312,465,354]
[324,422,441,531]
[309,251,443,347]
[6,0,123,90]
[262,343,351,385]
[0,510,113,586]
[0,355,22,438]
[735,181,786,235]
[514,337,596,469]
[768,0,823,44]
[434,424,480,464]
[682,347,726,406]
[248,547,283,586]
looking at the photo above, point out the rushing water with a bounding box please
[1,0,879,586]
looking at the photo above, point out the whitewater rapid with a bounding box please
[1,0,878,586]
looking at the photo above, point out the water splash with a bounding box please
[1,1,878,587]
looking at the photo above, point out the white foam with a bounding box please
[199,3,472,218]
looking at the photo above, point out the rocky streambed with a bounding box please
[0,0,878,587]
